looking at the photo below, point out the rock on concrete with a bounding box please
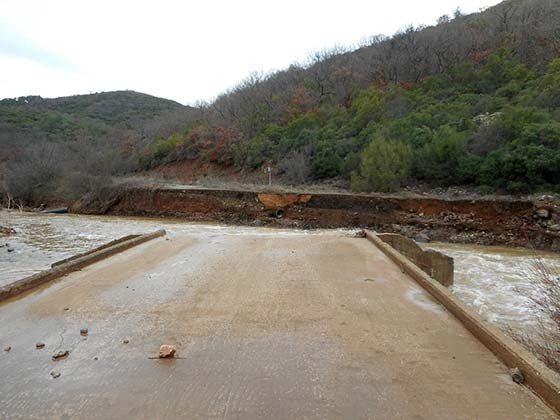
[158,345,176,358]
[52,350,69,361]
[510,367,525,384]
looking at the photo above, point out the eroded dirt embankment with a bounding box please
[72,187,560,251]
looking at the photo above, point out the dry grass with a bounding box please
[508,258,560,374]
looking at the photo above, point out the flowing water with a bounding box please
[2,210,559,336]
[426,242,560,333]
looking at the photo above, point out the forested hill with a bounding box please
[139,0,560,195]
[3,0,560,204]
[0,90,193,143]
[0,91,198,202]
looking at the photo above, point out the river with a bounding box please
[1,210,559,337]
[427,242,560,333]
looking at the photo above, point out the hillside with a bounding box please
[2,0,560,204]
[138,0,560,195]
[0,91,198,202]
[0,90,192,143]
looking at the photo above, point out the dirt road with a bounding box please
[0,230,555,419]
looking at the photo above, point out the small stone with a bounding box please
[536,208,550,219]
[4,346,11,352]
[36,342,45,349]
[63,307,70,311]
[50,371,61,379]
[93,356,98,361]
[158,345,177,359]
[123,340,129,344]
[52,350,69,361]
[80,328,88,336]
[3,228,15,235]
[510,367,525,384]
[550,224,560,232]
[414,232,431,243]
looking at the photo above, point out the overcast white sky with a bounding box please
[0,0,501,105]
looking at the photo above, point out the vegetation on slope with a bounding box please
[2,0,560,203]
[0,91,198,202]
[143,52,560,194]
[138,0,560,194]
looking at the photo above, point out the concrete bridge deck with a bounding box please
[0,231,555,419]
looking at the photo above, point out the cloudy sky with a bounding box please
[1,0,501,105]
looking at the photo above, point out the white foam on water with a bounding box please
[426,242,560,335]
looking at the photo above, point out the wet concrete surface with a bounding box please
[0,211,350,286]
[0,232,556,419]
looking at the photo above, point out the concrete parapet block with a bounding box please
[51,234,140,268]
[0,229,166,303]
[376,233,454,287]
[365,230,560,415]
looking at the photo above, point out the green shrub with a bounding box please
[350,88,385,131]
[311,142,342,179]
[351,137,412,192]
[537,58,560,109]
[414,126,467,185]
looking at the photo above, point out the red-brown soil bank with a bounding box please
[73,187,560,251]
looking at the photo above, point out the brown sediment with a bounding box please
[257,193,312,208]
[72,187,560,251]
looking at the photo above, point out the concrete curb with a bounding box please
[51,234,140,268]
[0,230,166,303]
[364,230,560,414]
